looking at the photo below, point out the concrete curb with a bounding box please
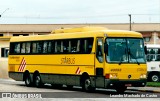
[128,88,160,93]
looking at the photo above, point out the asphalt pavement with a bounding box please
[128,87,160,93]
[0,78,160,93]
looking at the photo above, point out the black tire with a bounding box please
[82,78,95,92]
[151,74,160,82]
[34,75,43,88]
[115,86,127,93]
[24,74,32,87]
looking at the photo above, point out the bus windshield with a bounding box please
[147,48,160,61]
[106,38,146,64]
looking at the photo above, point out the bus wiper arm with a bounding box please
[128,48,140,65]
[119,57,123,65]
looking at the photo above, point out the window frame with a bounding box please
[9,37,94,55]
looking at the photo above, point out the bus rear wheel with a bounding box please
[24,74,32,87]
[34,75,43,88]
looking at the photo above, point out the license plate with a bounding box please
[125,84,132,87]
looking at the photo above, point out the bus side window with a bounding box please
[87,38,93,53]
[84,39,88,53]
[84,38,93,54]
[32,42,37,53]
[21,43,26,53]
[61,41,63,53]
[55,41,57,53]
[158,49,160,54]
[48,41,53,53]
[55,41,61,53]
[96,38,103,63]
[71,39,78,53]
[80,39,85,53]
[76,40,80,53]
[69,40,71,52]
[79,38,93,54]
[63,40,69,53]
[14,43,20,53]
[26,42,31,53]
[43,41,48,53]
[38,41,43,53]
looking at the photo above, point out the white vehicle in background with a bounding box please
[146,44,160,82]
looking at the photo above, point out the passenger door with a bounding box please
[95,38,105,87]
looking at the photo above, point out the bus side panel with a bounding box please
[8,72,23,81]
[39,74,81,86]
[8,54,95,86]
[42,54,95,86]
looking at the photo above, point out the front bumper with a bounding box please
[105,79,147,89]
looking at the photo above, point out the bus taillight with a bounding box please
[105,74,110,79]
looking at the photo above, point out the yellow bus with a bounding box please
[8,26,147,93]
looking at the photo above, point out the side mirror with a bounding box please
[144,46,147,54]
[104,43,108,54]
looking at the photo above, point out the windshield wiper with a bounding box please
[119,57,123,65]
[128,48,140,65]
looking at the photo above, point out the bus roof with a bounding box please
[51,26,108,34]
[10,26,143,42]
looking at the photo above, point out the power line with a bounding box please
[0,8,9,17]
[132,14,160,16]
[2,13,159,19]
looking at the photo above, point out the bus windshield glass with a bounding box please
[147,48,160,61]
[106,38,146,64]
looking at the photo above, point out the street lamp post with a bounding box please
[128,14,131,31]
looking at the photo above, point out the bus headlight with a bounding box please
[140,74,146,78]
[110,73,118,79]
[105,74,118,79]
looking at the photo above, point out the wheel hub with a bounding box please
[152,75,158,82]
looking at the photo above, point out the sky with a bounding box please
[0,0,160,24]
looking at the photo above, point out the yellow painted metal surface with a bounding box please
[8,54,95,75]
[104,63,147,80]
[8,26,146,81]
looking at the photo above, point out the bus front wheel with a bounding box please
[82,78,95,92]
